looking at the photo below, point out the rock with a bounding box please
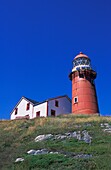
[54,151,59,154]
[26,148,93,159]
[27,149,36,155]
[104,129,111,133]
[72,131,77,138]
[54,134,67,140]
[34,150,42,155]
[34,131,92,144]
[27,149,49,155]
[35,134,53,142]
[60,135,67,139]
[104,123,109,126]
[100,123,104,128]
[82,131,92,144]
[49,151,58,154]
[49,151,53,154]
[82,130,88,135]
[84,137,92,144]
[101,122,111,133]
[74,154,92,159]
[41,148,49,153]
[76,133,81,140]
[15,158,24,163]
[35,149,48,155]
[65,133,71,137]
[101,123,111,128]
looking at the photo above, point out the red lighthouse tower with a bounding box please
[69,52,99,114]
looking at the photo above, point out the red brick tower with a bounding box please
[69,52,99,114]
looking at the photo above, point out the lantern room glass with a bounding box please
[73,57,91,68]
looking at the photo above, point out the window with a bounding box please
[74,57,91,67]
[74,97,78,103]
[26,103,30,111]
[36,111,40,117]
[51,110,56,117]
[15,108,18,115]
[55,100,59,107]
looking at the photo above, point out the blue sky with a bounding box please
[0,0,111,119]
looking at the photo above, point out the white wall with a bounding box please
[48,97,71,116]
[10,98,33,120]
[10,96,71,120]
[33,102,47,118]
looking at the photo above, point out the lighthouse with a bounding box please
[69,52,99,114]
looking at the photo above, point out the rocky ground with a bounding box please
[1,114,111,170]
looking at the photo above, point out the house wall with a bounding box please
[48,97,71,116]
[10,96,71,120]
[10,98,33,120]
[33,102,47,118]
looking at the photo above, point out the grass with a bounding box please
[0,114,111,169]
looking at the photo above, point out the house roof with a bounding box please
[34,95,71,106]
[47,95,71,102]
[10,95,71,115]
[24,97,38,104]
[10,96,39,115]
[74,52,89,60]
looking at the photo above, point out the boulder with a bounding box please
[82,131,92,144]
[35,134,53,142]
[72,131,77,138]
[15,158,24,163]
[27,149,36,155]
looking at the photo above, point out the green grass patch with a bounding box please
[1,115,111,169]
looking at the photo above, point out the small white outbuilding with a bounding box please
[10,95,71,120]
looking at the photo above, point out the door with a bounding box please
[36,111,40,117]
[51,110,56,117]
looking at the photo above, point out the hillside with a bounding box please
[1,114,111,170]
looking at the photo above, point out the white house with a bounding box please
[10,95,71,120]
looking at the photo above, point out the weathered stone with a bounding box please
[100,123,111,129]
[26,148,93,159]
[74,154,92,159]
[82,131,92,144]
[83,132,92,143]
[84,136,92,144]
[27,149,49,155]
[54,134,67,140]
[82,130,87,134]
[65,133,71,136]
[34,150,42,155]
[34,130,92,144]
[72,131,77,138]
[104,129,111,133]
[41,148,49,153]
[49,151,59,154]
[15,158,24,162]
[100,123,104,127]
[27,149,36,155]
[104,123,109,126]
[101,122,111,133]
[49,151,54,154]
[76,133,81,140]
[35,134,53,142]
